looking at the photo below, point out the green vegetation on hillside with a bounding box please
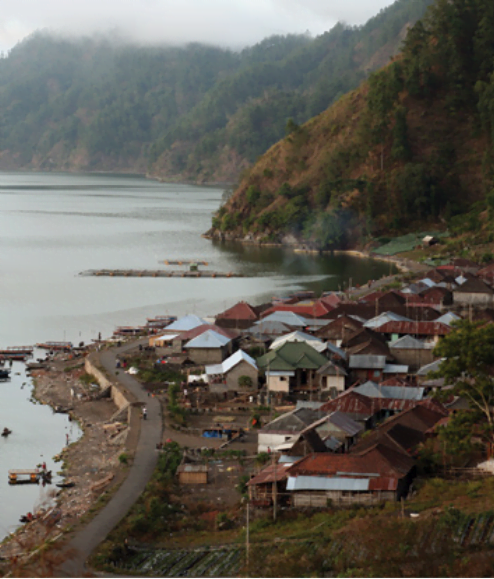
[214,0,494,249]
[0,0,432,181]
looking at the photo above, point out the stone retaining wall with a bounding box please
[85,354,135,411]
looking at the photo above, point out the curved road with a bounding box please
[59,341,163,577]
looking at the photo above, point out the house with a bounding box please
[314,315,364,344]
[205,349,258,394]
[177,464,209,485]
[215,301,266,329]
[363,312,412,330]
[160,314,208,334]
[247,462,292,506]
[388,335,435,371]
[350,400,449,457]
[348,354,387,382]
[257,407,326,452]
[416,358,446,388]
[257,341,329,400]
[373,321,451,344]
[319,390,385,430]
[258,311,309,328]
[260,298,335,320]
[269,331,325,353]
[316,360,347,398]
[173,324,236,353]
[309,411,363,452]
[184,330,232,364]
[453,277,494,307]
[283,445,415,507]
[434,312,461,326]
[353,381,424,402]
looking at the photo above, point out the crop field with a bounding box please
[117,545,244,577]
[111,510,494,576]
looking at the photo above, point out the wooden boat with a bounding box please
[0,347,33,356]
[113,326,146,337]
[8,469,41,484]
[56,481,75,488]
[36,341,73,351]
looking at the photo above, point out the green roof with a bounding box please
[257,341,328,372]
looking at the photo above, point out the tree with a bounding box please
[432,320,494,438]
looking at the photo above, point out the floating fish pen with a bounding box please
[80,269,242,278]
[36,341,73,351]
[161,260,209,266]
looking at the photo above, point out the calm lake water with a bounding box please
[0,170,395,540]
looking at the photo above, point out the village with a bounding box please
[119,255,494,511]
[4,252,494,576]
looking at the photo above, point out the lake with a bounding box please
[0,170,395,540]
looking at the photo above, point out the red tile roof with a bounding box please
[260,300,333,319]
[320,390,376,417]
[374,321,451,336]
[179,324,237,341]
[247,463,291,486]
[287,444,414,479]
[215,301,259,321]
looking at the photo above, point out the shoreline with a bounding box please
[0,351,127,565]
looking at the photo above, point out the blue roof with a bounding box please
[185,330,231,349]
[166,314,207,332]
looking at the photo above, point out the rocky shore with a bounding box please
[0,351,127,565]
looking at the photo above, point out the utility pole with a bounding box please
[246,501,250,575]
[272,452,277,522]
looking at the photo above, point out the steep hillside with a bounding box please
[0,0,432,181]
[209,0,494,248]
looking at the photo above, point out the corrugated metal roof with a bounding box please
[270,331,323,351]
[364,312,411,329]
[260,311,308,327]
[286,475,369,492]
[166,314,207,332]
[375,321,451,336]
[383,364,409,374]
[417,358,446,375]
[279,455,301,464]
[185,330,231,349]
[205,349,257,376]
[349,355,386,369]
[389,335,433,350]
[178,464,208,473]
[247,463,291,486]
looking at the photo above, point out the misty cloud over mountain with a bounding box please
[1,0,395,52]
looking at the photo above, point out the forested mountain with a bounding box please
[0,0,432,180]
[210,0,494,248]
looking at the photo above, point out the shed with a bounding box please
[177,464,209,484]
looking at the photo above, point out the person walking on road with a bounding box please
[142,407,147,420]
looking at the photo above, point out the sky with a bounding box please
[0,0,396,54]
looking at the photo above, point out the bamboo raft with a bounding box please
[80,269,242,278]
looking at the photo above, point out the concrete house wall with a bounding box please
[226,360,258,392]
[454,291,494,306]
[390,348,434,371]
[187,346,228,365]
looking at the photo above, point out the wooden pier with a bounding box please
[80,269,242,278]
